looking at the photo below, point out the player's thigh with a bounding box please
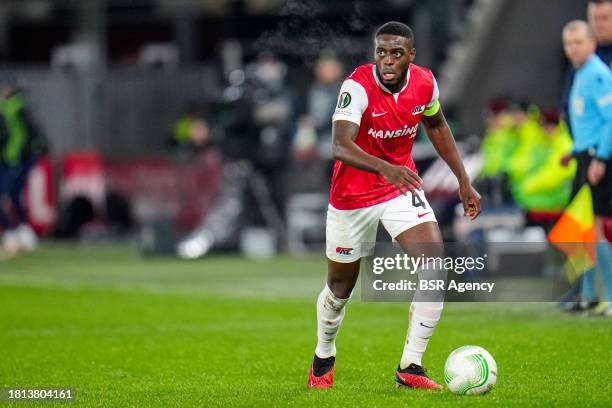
[325,204,381,263]
[325,204,381,297]
[381,194,446,304]
[380,192,443,257]
[394,221,444,258]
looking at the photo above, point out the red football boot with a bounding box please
[307,355,335,389]
[395,363,442,390]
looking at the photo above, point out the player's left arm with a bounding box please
[421,104,481,220]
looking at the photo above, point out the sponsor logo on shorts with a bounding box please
[417,211,431,218]
[336,247,354,256]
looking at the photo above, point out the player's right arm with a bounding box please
[331,80,422,194]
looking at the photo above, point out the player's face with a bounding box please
[588,2,612,43]
[563,29,597,67]
[374,34,415,91]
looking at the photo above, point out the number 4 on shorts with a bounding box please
[412,191,426,208]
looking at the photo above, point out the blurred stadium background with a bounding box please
[0,0,605,254]
[1,0,611,406]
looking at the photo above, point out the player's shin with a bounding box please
[400,301,444,368]
[315,285,350,358]
[400,264,446,368]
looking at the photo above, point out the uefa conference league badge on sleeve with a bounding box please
[337,92,351,108]
[360,242,577,302]
[335,91,353,116]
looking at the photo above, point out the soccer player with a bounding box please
[307,22,481,389]
[562,20,612,317]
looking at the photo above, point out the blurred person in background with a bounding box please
[505,101,546,190]
[512,110,575,213]
[288,50,344,195]
[477,98,519,205]
[176,54,294,259]
[479,98,518,178]
[559,0,612,311]
[292,50,344,161]
[0,78,45,256]
[588,0,612,63]
[562,20,612,316]
[245,52,296,208]
[561,0,612,131]
[220,52,295,166]
[246,52,295,167]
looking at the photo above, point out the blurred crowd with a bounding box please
[477,99,575,219]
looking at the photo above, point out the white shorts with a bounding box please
[326,191,437,263]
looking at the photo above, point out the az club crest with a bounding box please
[412,105,425,115]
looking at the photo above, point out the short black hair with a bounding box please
[375,21,414,42]
[590,0,612,4]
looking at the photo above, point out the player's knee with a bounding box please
[327,282,353,301]
[319,284,352,311]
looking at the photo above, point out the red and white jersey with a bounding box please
[330,63,439,210]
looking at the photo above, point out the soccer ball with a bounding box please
[444,345,497,395]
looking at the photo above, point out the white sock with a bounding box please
[400,301,443,368]
[315,285,350,358]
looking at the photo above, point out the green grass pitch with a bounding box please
[1,244,611,407]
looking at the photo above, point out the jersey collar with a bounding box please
[372,64,410,96]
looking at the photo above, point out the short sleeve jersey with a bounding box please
[330,63,439,210]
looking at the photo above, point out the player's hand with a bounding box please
[458,182,481,220]
[587,159,606,186]
[379,163,422,195]
[560,153,574,167]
